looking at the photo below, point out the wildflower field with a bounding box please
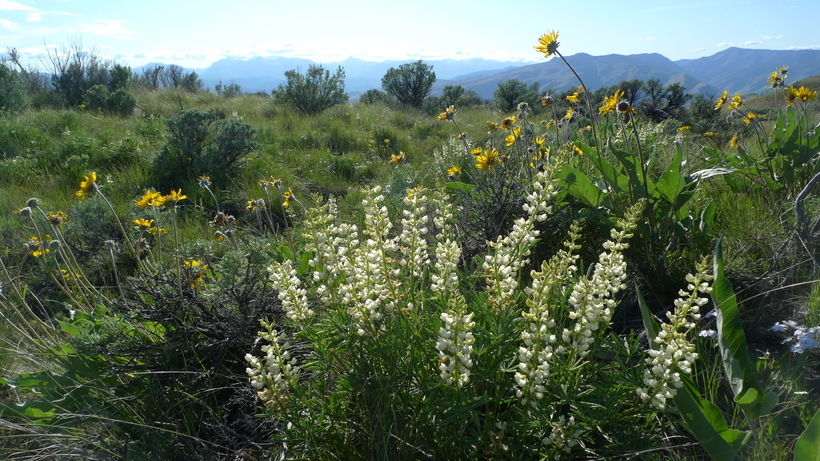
[2,33,820,460]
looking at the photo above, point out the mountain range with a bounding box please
[138,47,820,101]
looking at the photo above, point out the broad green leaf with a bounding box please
[795,408,820,461]
[444,181,475,194]
[0,400,57,420]
[712,237,778,418]
[557,165,606,207]
[639,285,748,460]
[655,144,684,204]
[713,237,760,397]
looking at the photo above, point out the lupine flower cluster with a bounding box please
[542,413,584,459]
[245,320,299,412]
[515,223,582,406]
[399,185,430,282]
[637,260,712,410]
[344,186,400,336]
[436,294,476,387]
[302,196,359,306]
[482,164,561,310]
[560,201,643,359]
[268,260,313,323]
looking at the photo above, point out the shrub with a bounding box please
[274,65,348,115]
[0,62,28,115]
[150,109,259,191]
[381,60,436,109]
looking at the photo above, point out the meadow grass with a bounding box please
[1,35,820,460]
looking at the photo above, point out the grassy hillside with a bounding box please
[1,59,819,460]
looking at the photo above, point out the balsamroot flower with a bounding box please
[714,90,729,110]
[637,260,713,410]
[728,93,742,110]
[436,294,475,387]
[75,171,98,199]
[134,190,165,208]
[599,89,624,115]
[475,148,500,170]
[245,320,299,412]
[437,105,456,121]
[535,30,561,58]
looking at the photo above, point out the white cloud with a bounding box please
[762,35,783,40]
[0,0,36,11]
[26,12,42,22]
[715,42,732,47]
[644,36,656,40]
[742,40,762,45]
[692,47,706,52]
[787,45,820,50]
[0,18,19,29]
[79,19,135,39]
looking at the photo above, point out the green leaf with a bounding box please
[712,237,778,418]
[557,165,606,207]
[636,286,660,345]
[0,400,57,420]
[444,181,475,194]
[675,374,750,460]
[795,408,820,461]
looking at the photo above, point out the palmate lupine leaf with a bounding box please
[637,288,748,460]
[712,237,778,419]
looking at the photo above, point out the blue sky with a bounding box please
[2,0,819,70]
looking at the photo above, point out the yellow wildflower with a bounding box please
[599,89,624,115]
[486,121,499,133]
[75,171,97,199]
[729,135,740,149]
[135,190,165,208]
[133,218,154,228]
[794,86,818,102]
[677,126,692,132]
[714,91,728,110]
[743,112,758,125]
[475,148,500,170]
[447,166,462,177]
[437,105,456,121]
[390,151,406,164]
[704,132,719,137]
[541,94,554,106]
[470,147,484,156]
[535,30,560,58]
[501,116,517,130]
[728,93,742,110]
[46,211,68,226]
[282,188,294,207]
[164,189,187,204]
[504,126,521,146]
[566,87,583,104]
[563,106,574,120]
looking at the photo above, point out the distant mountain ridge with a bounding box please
[135,48,820,100]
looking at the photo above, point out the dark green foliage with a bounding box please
[47,42,111,107]
[82,84,109,111]
[180,71,204,92]
[105,88,137,116]
[274,65,348,115]
[108,64,131,91]
[150,109,259,190]
[215,81,242,98]
[638,78,692,122]
[359,88,389,104]
[381,60,436,108]
[493,79,541,111]
[0,62,28,115]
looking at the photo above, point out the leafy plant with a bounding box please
[274,65,348,115]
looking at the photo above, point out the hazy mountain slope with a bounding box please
[675,47,820,95]
[446,52,716,100]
